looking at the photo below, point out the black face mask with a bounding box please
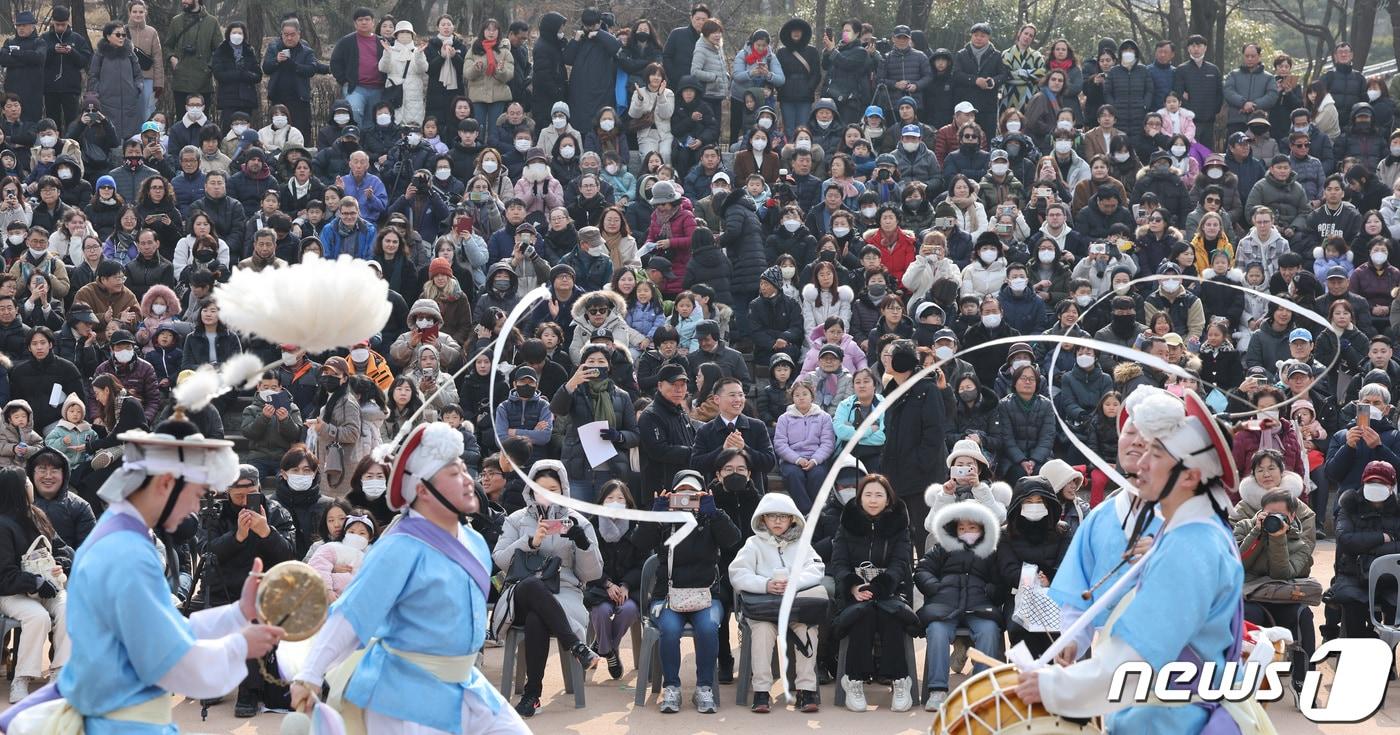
[820,250,836,262]
[867,284,888,299]
[959,142,978,156]
[194,250,215,262]
[515,384,536,398]
[318,375,342,393]
[722,473,749,495]
[1111,312,1136,336]
[958,388,979,403]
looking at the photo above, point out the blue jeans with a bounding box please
[654,598,723,688]
[781,101,811,138]
[140,78,156,121]
[344,84,384,131]
[778,460,828,514]
[478,101,507,148]
[924,617,1002,692]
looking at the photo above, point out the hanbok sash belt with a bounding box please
[325,640,477,735]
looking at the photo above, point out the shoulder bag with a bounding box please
[665,544,711,613]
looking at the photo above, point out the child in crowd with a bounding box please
[0,400,43,469]
[306,511,377,601]
[671,290,702,354]
[439,403,483,477]
[756,353,796,428]
[44,394,98,467]
[148,325,185,390]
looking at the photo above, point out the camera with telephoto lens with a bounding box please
[1261,513,1288,534]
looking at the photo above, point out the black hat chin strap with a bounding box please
[421,479,468,524]
[154,477,188,540]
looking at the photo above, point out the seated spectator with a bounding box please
[1326,459,1400,639]
[0,465,71,704]
[774,380,835,514]
[833,368,885,472]
[306,510,376,601]
[585,479,645,679]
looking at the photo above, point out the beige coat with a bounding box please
[315,393,366,497]
[463,39,514,104]
[628,86,674,163]
[127,23,164,88]
[379,41,430,126]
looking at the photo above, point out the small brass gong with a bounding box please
[256,560,329,642]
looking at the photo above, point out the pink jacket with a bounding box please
[307,542,360,600]
[801,327,868,374]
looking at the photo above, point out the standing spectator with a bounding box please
[662,4,708,91]
[163,0,222,111]
[1223,43,1278,137]
[637,363,695,504]
[1104,40,1152,137]
[378,21,428,126]
[1321,42,1365,132]
[565,9,623,135]
[880,26,931,118]
[1174,35,1224,149]
[125,1,163,121]
[952,23,1007,137]
[40,7,91,133]
[463,19,514,147]
[729,29,785,143]
[822,20,879,128]
[1146,41,1176,111]
[86,23,143,142]
[689,19,728,125]
[1001,24,1045,112]
[629,64,675,164]
[424,16,467,128]
[531,13,569,124]
[0,12,45,124]
[551,346,639,503]
[880,339,951,549]
[210,22,261,126]
[263,19,328,144]
[330,7,386,130]
[776,20,820,137]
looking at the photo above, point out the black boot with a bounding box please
[606,650,623,679]
[233,688,258,718]
[750,691,771,713]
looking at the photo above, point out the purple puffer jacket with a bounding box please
[774,404,836,465]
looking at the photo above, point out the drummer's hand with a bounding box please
[1013,668,1043,704]
[290,680,320,713]
[1131,535,1154,558]
[242,623,285,658]
[1055,642,1078,666]
[240,558,264,622]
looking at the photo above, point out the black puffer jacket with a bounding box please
[632,495,742,599]
[272,478,333,560]
[27,448,95,549]
[881,374,954,498]
[585,516,646,606]
[775,19,821,103]
[1132,167,1191,226]
[636,391,697,504]
[765,225,818,270]
[681,226,733,305]
[719,194,767,296]
[0,514,72,597]
[201,495,296,606]
[993,479,1072,620]
[209,37,263,113]
[948,380,1004,466]
[915,500,1003,624]
[995,392,1057,472]
[830,494,920,635]
[1331,489,1400,604]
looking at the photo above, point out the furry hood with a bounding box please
[524,459,572,509]
[750,491,806,537]
[801,282,854,305]
[570,289,627,324]
[1238,471,1305,507]
[1113,361,1144,383]
[779,18,812,50]
[141,284,180,316]
[925,480,1011,513]
[930,500,1000,557]
[2,399,33,419]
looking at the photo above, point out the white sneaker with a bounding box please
[924,689,947,712]
[9,676,28,704]
[692,685,717,714]
[891,676,913,712]
[659,685,682,714]
[841,675,867,712]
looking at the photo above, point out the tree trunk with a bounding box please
[1390,0,1400,78]
[1167,0,1187,51]
[1351,0,1380,68]
[814,0,828,43]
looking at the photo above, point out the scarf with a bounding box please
[817,368,840,405]
[439,37,459,89]
[602,231,625,269]
[482,37,498,77]
[1048,57,1074,73]
[598,516,629,543]
[744,45,765,66]
[587,378,617,427]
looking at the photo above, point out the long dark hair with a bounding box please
[0,466,53,540]
[387,375,424,418]
[92,373,125,429]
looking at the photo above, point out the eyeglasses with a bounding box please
[112,32,127,38]
[1291,141,1310,147]
[1204,197,1220,204]
[587,307,610,316]
[961,136,979,142]
[718,466,750,477]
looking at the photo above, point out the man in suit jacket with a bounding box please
[690,376,777,493]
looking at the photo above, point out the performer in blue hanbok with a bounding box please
[0,417,284,735]
[1047,386,1166,664]
[290,421,529,735]
[1018,391,1265,734]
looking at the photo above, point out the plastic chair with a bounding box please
[1368,553,1400,650]
[0,616,18,678]
[497,626,587,708]
[632,554,720,708]
[733,590,812,706]
[832,634,920,708]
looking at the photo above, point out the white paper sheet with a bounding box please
[578,420,618,468]
[48,384,63,407]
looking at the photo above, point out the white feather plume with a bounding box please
[172,365,222,412]
[219,353,268,391]
[213,254,392,352]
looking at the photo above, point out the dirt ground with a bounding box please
[5,541,1398,734]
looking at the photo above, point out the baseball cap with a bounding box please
[657,363,689,383]
[901,124,922,138]
[1325,265,1349,280]
[1289,328,1313,343]
[819,344,843,360]
[1163,333,1184,347]
[953,101,978,115]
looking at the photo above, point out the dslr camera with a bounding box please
[1261,513,1289,535]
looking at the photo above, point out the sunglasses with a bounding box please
[1292,141,1310,147]
[587,307,610,316]
[1205,197,1220,204]
[112,32,127,38]
[961,136,979,141]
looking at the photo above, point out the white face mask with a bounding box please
[782,219,800,232]
[282,351,299,366]
[151,303,167,316]
[39,134,56,148]
[816,119,832,129]
[1369,89,1382,101]
[57,169,72,180]
[1037,250,1055,263]
[935,345,954,360]
[604,163,618,175]
[1011,359,1031,370]
[271,115,288,129]
[5,234,20,245]
[1054,140,1072,154]
[603,501,626,510]
[360,478,387,499]
[1364,482,1392,502]
[1171,145,1187,157]
[258,389,278,402]
[334,113,351,125]
[990,162,1009,176]
[796,139,811,150]
[758,117,773,130]
[837,487,857,504]
[902,141,920,153]
[957,531,981,546]
[1009,277,1028,292]
[866,126,884,137]
[1076,353,1096,369]
[415,318,435,329]
[527,162,548,178]
[1161,278,1181,293]
[780,265,796,279]
[342,533,370,551]
[350,347,370,363]
[979,249,997,264]
[599,118,615,132]
[1056,119,1073,131]
[1206,167,1223,179]
[1021,503,1049,521]
[1075,294,1093,307]
[1374,251,1389,265]
[552,116,567,129]
[861,206,877,218]
[751,138,767,151]
[1391,146,1400,158]
[185,108,203,120]
[1114,283,1131,295]
[1113,151,1130,162]
[832,226,850,238]
[982,313,1002,328]
[229,32,243,45]
[406,133,422,146]
[286,473,315,491]
[514,139,531,152]
[435,168,452,181]
[113,348,134,363]
[559,145,575,159]
[1120,51,1136,65]
[1006,120,1022,133]
[376,113,392,126]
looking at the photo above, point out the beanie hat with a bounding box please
[429,257,453,278]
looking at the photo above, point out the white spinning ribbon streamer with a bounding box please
[487,286,699,546]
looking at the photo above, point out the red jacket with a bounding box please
[647,198,697,295]
[866,227,918,286]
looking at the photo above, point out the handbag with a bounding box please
[628,110,654,132]
[1246,576,1323,606]
[665,545,711,613]
[740,585,830,625]
[21,535,63,593]
[381,59,410,108]
[1011,563,1061,632]
[504,548,561,594]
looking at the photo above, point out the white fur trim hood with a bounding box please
[1238,471,1304,508]
[802,282,854,305]
[930,500,1001,558]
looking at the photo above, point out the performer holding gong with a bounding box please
[1015,391,1256,733]
[0,416,285,735]
[289,421,530,735]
